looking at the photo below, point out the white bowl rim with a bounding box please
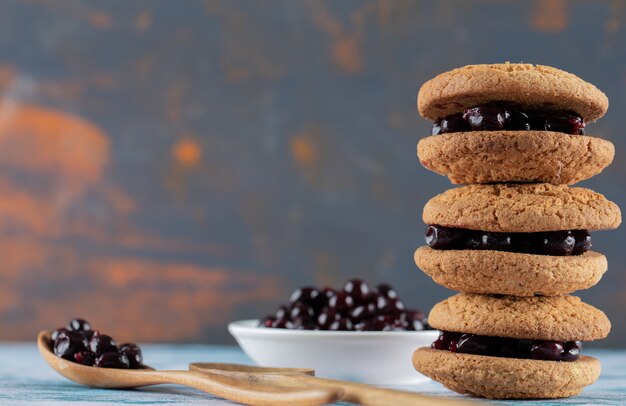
[229,319,440,338]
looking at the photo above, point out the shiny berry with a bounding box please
[289,287,323,308]
[463,103,509,131]
[431,121,442,135]
[328,291,354,312]
[432,332,449,350]
[425,225,465,249]
[480,232,512,251]
[89,332,118,356]
[54,331,87,360]
[68,319,92,333]
[272,319,294,329]
[561,341,582,361]
[329,318,353,331]
[74,351,96,366]
[343,279,370,304]
[275,305,289,320]
[546,112,585,134]
[376,283,398,300]
[408,319,424,331]
[290,303,314,321]
[320,287,335,304]
[530,341,563,361]
[400,311,425,331]
[350,303,376,322]
[431,339,447,350]
[119,343,143,369]
[455,334,491,355]
[377,297,405,315]
[440,113,469,133]
[95,352,130,369]
[51,328,69,341]
[538,231,575,256]
[431,331,462,351]
[572,230,591,255]
[317,308,340,330]
[506,111,531,130]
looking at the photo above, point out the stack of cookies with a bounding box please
[411,63,621,399]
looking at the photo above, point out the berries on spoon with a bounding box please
[50,319,144,369]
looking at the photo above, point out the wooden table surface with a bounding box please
[2,343,625,405]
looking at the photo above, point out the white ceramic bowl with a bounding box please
[229,319,439,385]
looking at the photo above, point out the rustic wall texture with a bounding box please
[0,0,625,346]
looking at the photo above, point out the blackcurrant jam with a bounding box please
[431,101,585,135]
[425,225,590,256]
[431,331,581,362]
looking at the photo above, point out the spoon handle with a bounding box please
[143,370,341,406]
[298,375,476,406]
[204,371,475,406]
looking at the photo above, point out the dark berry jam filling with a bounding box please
[260,279,433,332]
[51,318,144,369]
[432,331,581,362]
[431,101,585,135]
[425,225,590,256]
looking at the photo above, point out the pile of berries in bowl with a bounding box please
[230,280,438,384]
[261,279,431,331]
[50,318,144,369]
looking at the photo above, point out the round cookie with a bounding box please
[428,293,610,341]
[418,63,608,122]
[413,348,600,399]
[423,183,621,232]
[417,131,614,185]
[414,247,607,297]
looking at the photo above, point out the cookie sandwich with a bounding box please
[415,183,620,296]
[417,63,614,185]
[414,294,609,399]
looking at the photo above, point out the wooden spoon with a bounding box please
[38,331,341,406]
[190,362,479,406]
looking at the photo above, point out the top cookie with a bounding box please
[423,183,621,232]
[418,63,608,122]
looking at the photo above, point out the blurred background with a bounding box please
[0,0,624,346]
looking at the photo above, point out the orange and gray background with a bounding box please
[0,0,625,346]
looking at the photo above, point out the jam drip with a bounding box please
[425,225,590,256]
[431,101,585,135]
[432,331,581,362]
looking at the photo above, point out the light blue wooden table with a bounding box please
[2,343,625,405]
